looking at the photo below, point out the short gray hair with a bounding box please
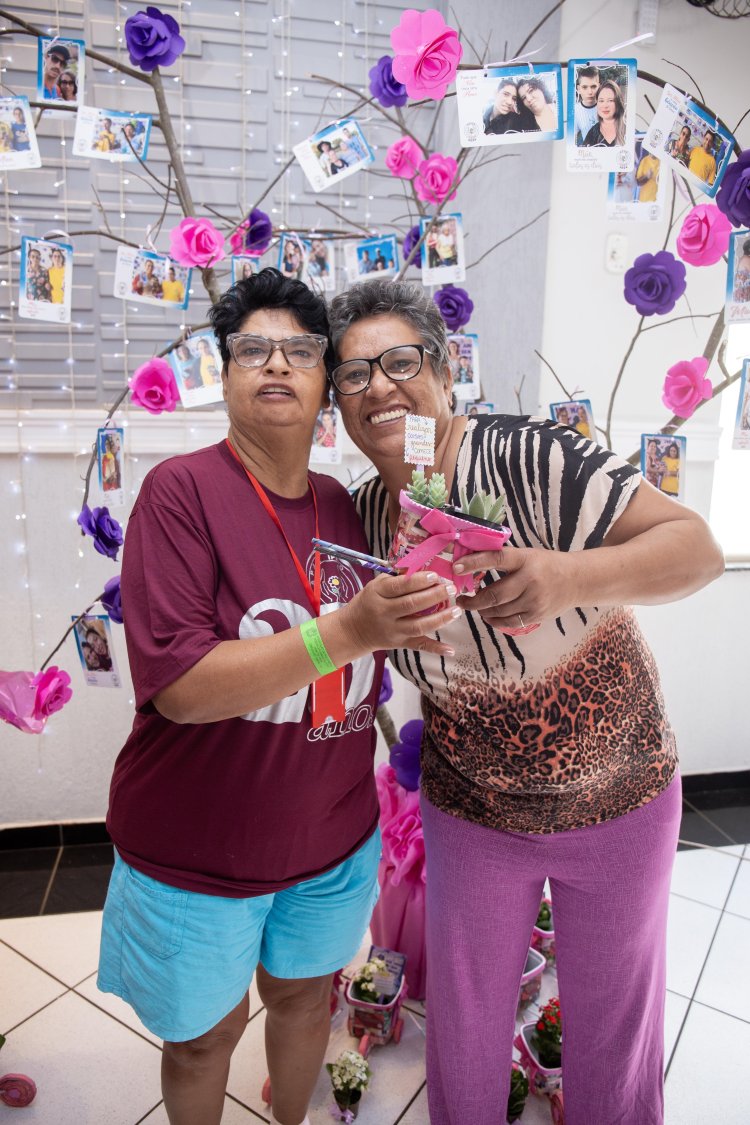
[328,279,451,381]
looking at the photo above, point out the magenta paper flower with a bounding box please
[676,204,732,267]
[662,356,712,418]
[0,667,72,734]
[169,217,225,268]
[32,667,73,720]
[390,8,463,101]
[414,153,458,205]
[434,285,474,331]
[385,135,422,179]
[124,6,185,72]
[715,148,750,230]
[129,357,180,414]
[77,505,124,560]
[623,251,686,316]
[229,208,273,257]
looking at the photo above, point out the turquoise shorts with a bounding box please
[97,831,380,1043]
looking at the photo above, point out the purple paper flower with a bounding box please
[716,148,750,229]
[77,505,124,561]
[378,667,393,707]
[402,225,422,269]
[434,285,474,332]
[369,55,408,108]
[124,5,186,73]
[623,251,686,317]
[389,719,423,791]
[230,208,273,257]
[101,575,123,624]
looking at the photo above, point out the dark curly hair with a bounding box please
[208,267,333,371]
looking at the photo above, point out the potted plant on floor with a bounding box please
[516,946,546,1017]
[326,1048,372,1120]
[531,896,556,966]
[507,1061,529,1122]
[514,996,563,1097]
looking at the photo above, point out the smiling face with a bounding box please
[51,249,64,267]
[222,308,328,439]
[596,86,617,121]
[334,314,453,470]
[44,49,67,85]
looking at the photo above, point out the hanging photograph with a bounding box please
[305,238,336,293]
[293,117,374,192]
[73,106,152,162]
[455,64,563,147]
[167,331,224,408]
[566,58,636,173]
[732,360,750,450]
[72,614,121,688]
[37,36,84,107]
[97,427,125,508]
[114,246,191,310]
[642,84,733,198]
[420,213,466,286]
[447,333,479,400]
[464,401,494,416]
[278,233,310,283]
[231,256,259,284]
[0,96,41,170]
[725,229,750,324]
[345,234,399,283]
[550,399,595,439]
[18,236,73,324]
[310,404,343,465]
[640,433,686,502]
[606,134,666,223]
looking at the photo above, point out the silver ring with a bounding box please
[517,614,524,628]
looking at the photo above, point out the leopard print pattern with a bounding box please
[420,607,678,834]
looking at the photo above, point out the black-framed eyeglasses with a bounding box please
[226,333,328,369]
[331,344,433,395]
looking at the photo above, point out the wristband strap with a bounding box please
[300,618,338,676]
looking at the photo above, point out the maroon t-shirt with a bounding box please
[107,440,384,896]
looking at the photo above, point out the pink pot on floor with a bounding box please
[516,946,546,1017]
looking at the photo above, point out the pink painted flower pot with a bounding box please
[514,1023,562,1097]
[516,946,546,1017]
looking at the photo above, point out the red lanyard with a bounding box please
[225,438,322,616]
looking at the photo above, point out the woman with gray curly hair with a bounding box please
[328,278,723,1125]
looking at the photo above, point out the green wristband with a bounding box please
[300,618,338,676]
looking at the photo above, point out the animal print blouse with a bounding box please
[355,415,678,834]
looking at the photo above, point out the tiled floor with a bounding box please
[0,796,748,1123]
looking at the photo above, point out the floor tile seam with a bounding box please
[37,843,63,915]
[721,905,750,922]
[2,985,74,1037]
[680,798,744,848]
[72,986,165,1050]
[393,1079,427,1123]
[688,996,750,1027]
[676,839,746,859]
[225,1088,270,1120]
[134,1102,165,1125]
[667,889,727,911]
[666,849,746,1077]
[0,937,79,988]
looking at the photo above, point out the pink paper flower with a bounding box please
[168,216,226,268]
[129,357,180,414]
[662,356,712,418]
[414,153,459,204]
[32,667,72,719]
[385,135,423,180]
[676,204,732,267]
[0,666,72,734]
[390,8,463,101]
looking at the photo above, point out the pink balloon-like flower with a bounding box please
[32,667,73,720]
[676,204,732,267]
[662,356,712,418]
[390,8,463,101]
[129,357,180,414]
[385,135,423,179]
[168,216,226,268]
[414,153,459,205]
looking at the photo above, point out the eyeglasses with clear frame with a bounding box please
[330,344,434,395]
[226,333,328,369]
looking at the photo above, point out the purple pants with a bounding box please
[422,776,681,1125]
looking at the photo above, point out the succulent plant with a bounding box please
[406,469,447,509]
[458,486,506,524]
